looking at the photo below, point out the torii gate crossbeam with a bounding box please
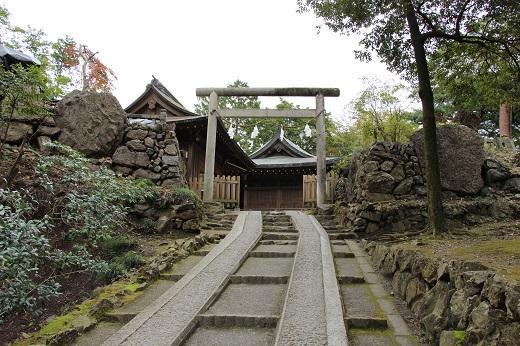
[195,87,340,208]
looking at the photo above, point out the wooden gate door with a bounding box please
[244,186,303,210]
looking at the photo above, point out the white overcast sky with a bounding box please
[3,0,401,123]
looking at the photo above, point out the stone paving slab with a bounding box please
[160,255,204,281]
[184,326,276,346]
[102,211,262,346]
[250,244,296,257]
[259,240,297,245]
[335,258,364,283]
[234,257,293,278]
[193,243,217,256]
[205,283,286,317]
[197,314,278,328]
[349,329,394,346]
[333,244,355,258]
[106,280,175,322]
[341,284,384,320]
[262,232,298,240]
[73,322,124,346]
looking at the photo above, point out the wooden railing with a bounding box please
[303,172,339,206]
[188,175,240,209]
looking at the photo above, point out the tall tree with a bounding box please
[298,0,520,235]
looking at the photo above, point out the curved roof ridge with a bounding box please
[249,127,314,159]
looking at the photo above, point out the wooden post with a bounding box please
[316,94,326,208]
[203,91,218,202]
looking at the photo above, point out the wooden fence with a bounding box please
[188,175,240,209]
[303,172,339,206]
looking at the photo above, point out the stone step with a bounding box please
[262,232,298,240]
[105,279,176,323]
[335,257,364,279]
[328,232,357,240]
[348,328,396,346]
[197,314,279,328]
[337,275,365,284]
[193,243,217,256]
[235,256,293,274]
[346,317,388,329]
[249,248,295,258]
[184,326,276,346]
[72,321,124,346]
[341,283,386,322]
[159,255,204,281]
[262,227,297,233]
[332,245,355,258]
[259,240,297,246]
[229,275,288,284]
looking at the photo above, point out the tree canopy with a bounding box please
[0,5,116,95]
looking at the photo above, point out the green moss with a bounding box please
[15,280,144,346]
[454,330,466,346]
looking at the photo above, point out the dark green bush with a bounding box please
[101,236,137,256]
[115,251,145,269]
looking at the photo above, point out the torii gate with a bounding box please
[195,87,340,208]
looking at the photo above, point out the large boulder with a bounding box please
[55,90,127,157]
[411,124,484,195]
[0,122,33,143]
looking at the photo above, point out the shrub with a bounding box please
[0,143,160,322]
[96,262,127,284]
[115,251,145,269]
[173,187,203,210]
[101,236,138,257]
[36,141,159,244]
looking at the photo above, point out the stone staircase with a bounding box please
[315,206,357,241]
[334,240,417,345]
[199,202,237,237]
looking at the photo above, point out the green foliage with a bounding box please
[0,189,58,322]
[96,252,145,284]
[350,80,418,146]
[96,262,127,284]
[115,251,145,270]
[0,142,158,321]
[101,237,138,257]
[173,187,203,210]
[36,142,159,244]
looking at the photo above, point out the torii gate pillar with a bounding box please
[316,94,327,208]
[203,91,218,202]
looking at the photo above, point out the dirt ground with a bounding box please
[395,220,520,281]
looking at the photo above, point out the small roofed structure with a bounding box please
[243,127,337,209]
[0,43,40,68]
[125,77,254,181]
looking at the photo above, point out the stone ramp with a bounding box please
[274,212,348,346]
[102,211,262,346]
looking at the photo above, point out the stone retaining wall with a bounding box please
[360,241,520,345]
[336,196,520,235]
[111,120,185,187]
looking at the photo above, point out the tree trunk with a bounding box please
[405,2,445,235]
[499,102,512,137]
